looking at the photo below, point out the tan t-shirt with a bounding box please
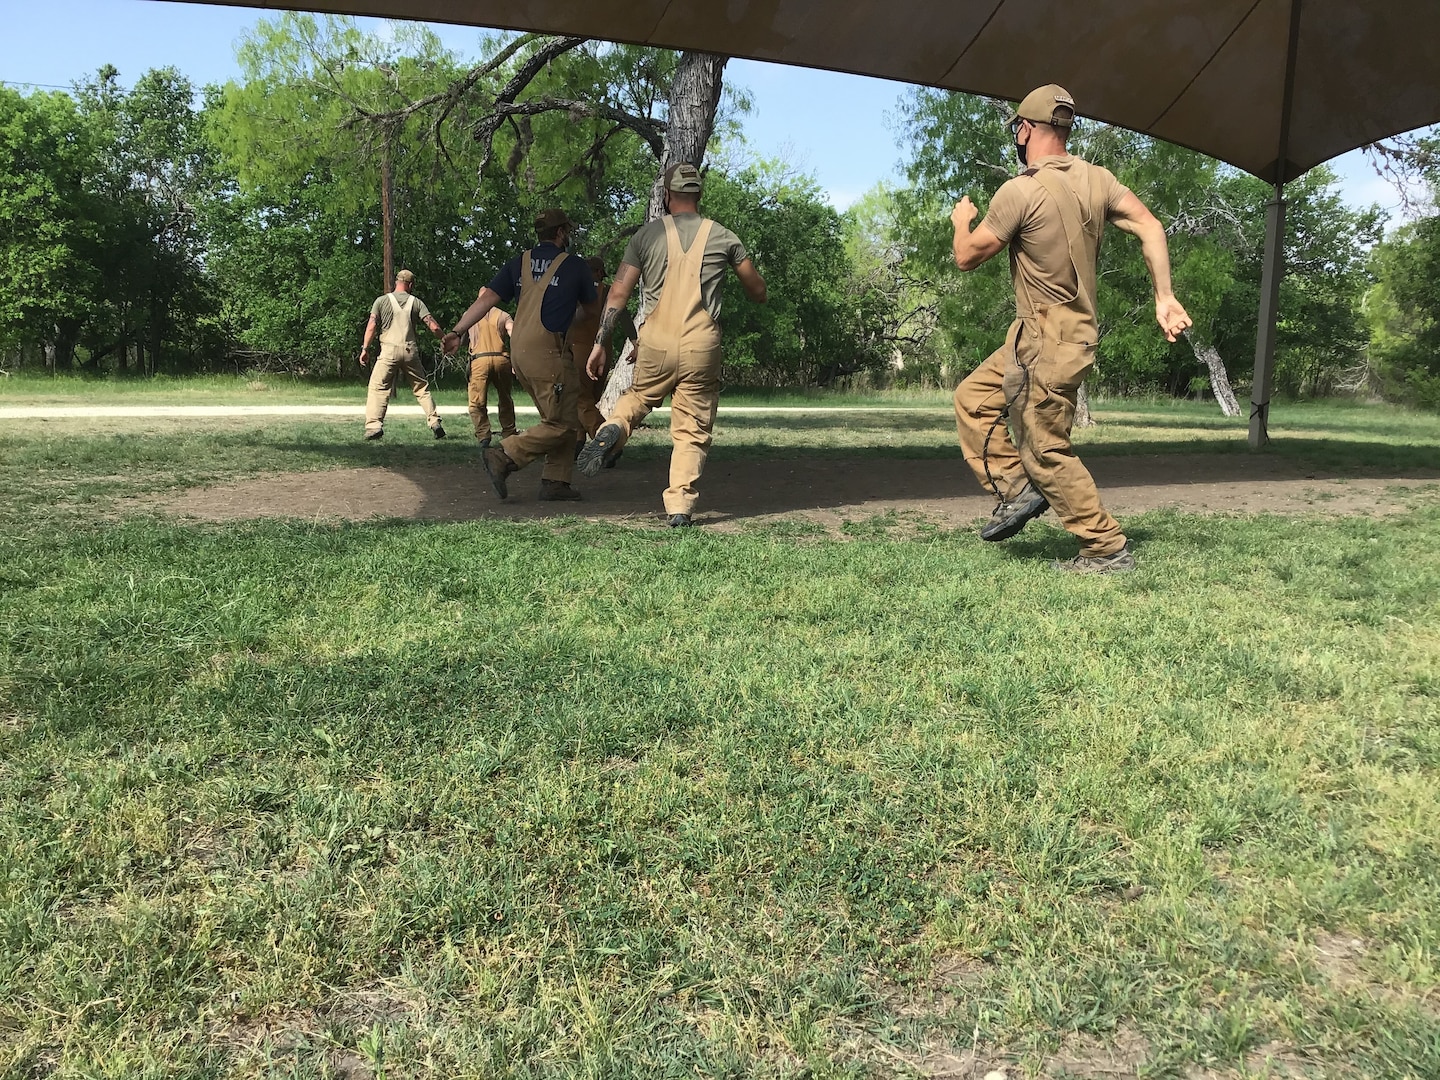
[981,155,1129,318]
[369,292,434,342]
[620,212,748,322]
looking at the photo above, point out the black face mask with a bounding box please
[1013,122,1028,167]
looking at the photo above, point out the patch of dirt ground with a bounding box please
[149,453,1439,530]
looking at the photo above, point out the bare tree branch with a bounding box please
[479,98,665,163]
[972,157,1013,180]
[1362,135,1439,214]
[471,35,590,172]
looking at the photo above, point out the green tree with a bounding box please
[841,184,945,386]
[1369,142,1440,407]
[700,161,875,386]
[74,65,223,374]
[0,86,97,369]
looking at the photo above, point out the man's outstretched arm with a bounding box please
[1109,190,1193,342]
[443,287,504,356]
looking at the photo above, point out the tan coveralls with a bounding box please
[568,302,610,438]
[467,308,518,442]
[953,157,1126,557]
[501,251,584,484]
[365,292,442,437]
[606,217,723,516]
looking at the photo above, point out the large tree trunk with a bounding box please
[598,52,728,417]
[1074,382,1095,427]
[381,139,395,293]
[1186,332,1241,416]
[644,52,727,219]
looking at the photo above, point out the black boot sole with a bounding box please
[577,425,624,478]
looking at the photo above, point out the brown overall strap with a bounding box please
[1028,165,1103,320]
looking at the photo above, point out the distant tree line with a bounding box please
[0,14,1432,406]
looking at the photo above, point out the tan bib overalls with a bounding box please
[608,217,724,516]
[467,310,517,442]
[567,301,609,438]
[953,160,1125,557]
[502,251,583,483]
[365,292,441,436]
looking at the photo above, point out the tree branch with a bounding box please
[478,97,665,172]
[471,36,590,172]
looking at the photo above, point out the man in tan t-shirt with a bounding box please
[358,269,448,441]
[466,305,516,446]
[950,85,1191,573]
[576,163,768,526]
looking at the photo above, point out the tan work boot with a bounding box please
[1052,546,1136,574]
[980,481,1049,541]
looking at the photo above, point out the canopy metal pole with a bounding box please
[1249,186,1284,449]
[1250,0,1302,449]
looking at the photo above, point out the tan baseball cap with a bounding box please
[664,162,704,193]
[395,269,415,283]
[534,208,575,234]
[1006,84,1076,128]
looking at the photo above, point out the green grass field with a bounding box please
[2,399,1439,1077]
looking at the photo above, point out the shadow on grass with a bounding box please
[191,437,1440,532]
[261,426,1440,479]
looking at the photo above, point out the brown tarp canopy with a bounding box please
[188,0,1436,184]
[183,0,1440,442]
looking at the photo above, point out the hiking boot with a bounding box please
[980,481,1049,542]
[477,435,492,448]
[574,433,587,460]
[481,445,517,500]
[1053,546,1136,575]
[364,429,383,441]
[433,424,447,440]
[538,479,582,502]
[576,422,625,477]
[667,514,694,528]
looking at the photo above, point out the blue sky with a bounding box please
[0,0,1415,217]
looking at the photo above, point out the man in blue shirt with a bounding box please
[445,209,598,501]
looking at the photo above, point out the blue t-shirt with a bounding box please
[487,243,597,334]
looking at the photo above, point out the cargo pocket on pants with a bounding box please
[1030,340,1094,450]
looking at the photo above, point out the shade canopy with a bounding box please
[187,0,1437,182]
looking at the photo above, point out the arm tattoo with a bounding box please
[595,305,622,343]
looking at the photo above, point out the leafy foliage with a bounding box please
[1367,141,1440,408]
[703,162,886,385]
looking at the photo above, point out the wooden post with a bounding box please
[381,139,395,293]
